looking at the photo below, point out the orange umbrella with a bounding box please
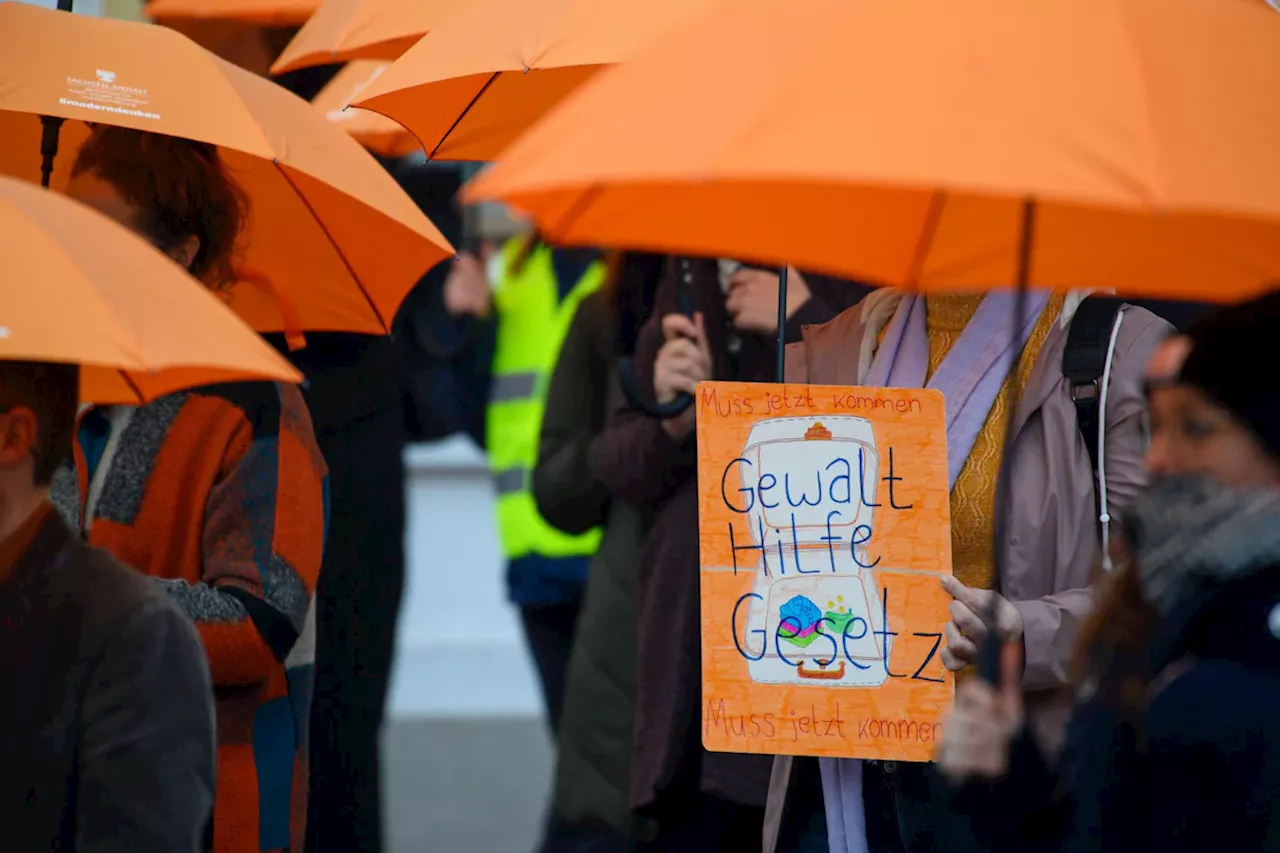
[350,0,710,161]
[313,61,419,158]
[269,0,462,76]
[145,0,318,27]
[467,0,1280,304]
[0,173,300,404]
[145,19,282,76]
[0,1,453,342]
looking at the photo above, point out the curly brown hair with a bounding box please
[71,126,249,290]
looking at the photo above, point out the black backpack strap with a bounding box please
[1062,295,1125,494]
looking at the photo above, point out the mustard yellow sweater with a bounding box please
[922,294,1065,591]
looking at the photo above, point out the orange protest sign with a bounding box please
[697,381,954,762]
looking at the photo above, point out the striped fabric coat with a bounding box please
[51,381,328,853]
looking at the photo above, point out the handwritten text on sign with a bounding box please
[697,382,953,762]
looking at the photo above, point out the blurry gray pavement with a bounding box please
[383,716,553,853]
[385,440,557,852]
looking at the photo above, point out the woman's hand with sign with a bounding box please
[939,575,1024,673]
[653,311,711,440]
[936,640,1024,783]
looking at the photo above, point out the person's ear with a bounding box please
[0,407,38,474]
[167,235,201,272]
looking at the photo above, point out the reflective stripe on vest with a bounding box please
[486,237,604,562]
[494,466,526,496]
[490,372,539,404]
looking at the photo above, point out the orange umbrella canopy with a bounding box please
[145,19,282,77]
[145,0,318,27]
[351,0,710,161]
[269,0,463,76]
[468,0,1280,304]
[0,174,300,405]
[313,61,419,158]
[0,1,453,338]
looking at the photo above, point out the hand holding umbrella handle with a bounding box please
[618,281,695,419]
[618,357,694,418]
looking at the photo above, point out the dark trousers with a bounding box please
[523,599,584,853]
[637,793,765,853]
[864,761,987,853]
[305,401,407,853]
[539,821,634,853]
[520,599,583,736]
[776,759,988,853]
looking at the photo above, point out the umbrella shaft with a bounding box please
[776,266,789,382]
[39,115,64,189]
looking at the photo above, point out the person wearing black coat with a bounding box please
[937,291,1280,852]
[0,362,216,853]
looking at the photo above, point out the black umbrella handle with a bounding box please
[619,278,695,419]
[976,632,1002,684]
[39,115,64,189]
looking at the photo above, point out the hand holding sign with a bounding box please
[939,576,1024,673]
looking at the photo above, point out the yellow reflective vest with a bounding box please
[487,236,604,604]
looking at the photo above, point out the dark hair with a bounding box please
[71,126,249,290]
[1070,537,1158,723]
[607,251,666,357]
[1176,288,1280,460]
[0,362,80,486]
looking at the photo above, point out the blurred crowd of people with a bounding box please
[423,222,1280,853]
[3,96,1278,853]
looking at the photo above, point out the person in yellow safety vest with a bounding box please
[443,232,606,734]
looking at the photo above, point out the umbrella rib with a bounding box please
[273,163,389,332]
[547,182,604,244]
[118,369,145,403]
[427,71,500,160]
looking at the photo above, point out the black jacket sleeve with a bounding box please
[75,600,217,853]
[396,276,497,448]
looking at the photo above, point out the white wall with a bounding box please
[387,436,543,719]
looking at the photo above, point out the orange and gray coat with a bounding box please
[52,381,327,853]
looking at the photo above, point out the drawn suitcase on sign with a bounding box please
[739,416,892,687]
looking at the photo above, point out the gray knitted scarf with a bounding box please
[1122,474,1280,618]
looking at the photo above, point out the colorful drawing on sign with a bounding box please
[697,381,953,763]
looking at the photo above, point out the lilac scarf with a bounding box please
[817,289,1051,853]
